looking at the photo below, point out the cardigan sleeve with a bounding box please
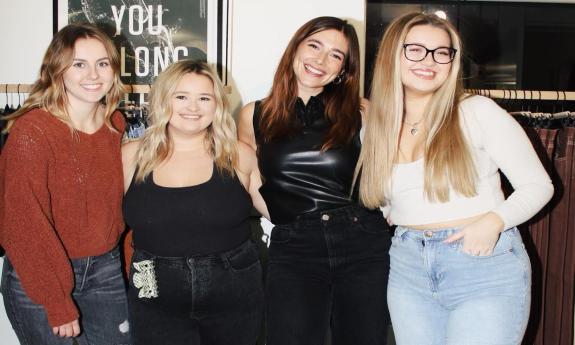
[465,96,554,229]
[0,122,79,327]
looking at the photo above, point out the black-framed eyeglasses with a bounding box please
[403,44,457,64]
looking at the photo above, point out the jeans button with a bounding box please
[321,214,330,221]
[424,230,433,238]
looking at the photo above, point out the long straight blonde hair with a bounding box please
[134,60,237,182]
[356,12,477,209]
[4,23,124,132]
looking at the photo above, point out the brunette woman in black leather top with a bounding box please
[238,16,391,345]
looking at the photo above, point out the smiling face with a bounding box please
[400,24,452,98]
[292,28,348,99]
[62,37,114,110]
[168,72,217,137]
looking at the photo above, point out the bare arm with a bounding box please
[121,140,141,193]
[237,102,257,150]
[237,141,270,220]
[359,98,370,142]
[360,97,370,124]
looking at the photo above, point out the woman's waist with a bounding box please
[388,192,503,228]
[132,239,255,263]
[272,203,383,228]
[262,186,360,223]
[63,229,123,259]
[401,213,486,230]
[132,225,251,257]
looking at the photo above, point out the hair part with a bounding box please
[4,23,124,132]
[356,12,477,209]
[134,60,238,183]
[259,16,362,150]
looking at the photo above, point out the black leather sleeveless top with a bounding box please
[253,96,361,224]
[123,164,252,256]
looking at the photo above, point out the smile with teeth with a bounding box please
[411,69,436,79]
[81,84,103,91]
[180,114,202,120]
[304,64,326,76]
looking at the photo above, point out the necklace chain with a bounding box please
[403,118,422,136]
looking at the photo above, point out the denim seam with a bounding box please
[78,257,91,292]
[321,224,336,270]
[5,275,32,345]
[510,245,531,344]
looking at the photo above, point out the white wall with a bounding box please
[0,0,364,343]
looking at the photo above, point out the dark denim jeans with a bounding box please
[266,205,392,345]
[1,247,131,345]
[127,240,264,345]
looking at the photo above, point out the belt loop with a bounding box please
[350,206,360,223]
[220,253,230,270]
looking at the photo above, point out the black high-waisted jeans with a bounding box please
[127,240,264,345]
[266,205,391,345]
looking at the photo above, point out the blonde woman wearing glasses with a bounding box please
[356,12,553,345]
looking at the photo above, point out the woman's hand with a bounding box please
[443,212,505,256]
[52,319,80,338]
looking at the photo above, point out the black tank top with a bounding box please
[123,164,252,256]
[254,96,361,224]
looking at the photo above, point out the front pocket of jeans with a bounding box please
[457,231,514,259]
[229,243,260,272]
[270,226,292,244]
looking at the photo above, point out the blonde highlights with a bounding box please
[356,12,477,209]
[4,23,124,132]
[134,60,238,182]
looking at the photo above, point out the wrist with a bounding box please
[486,212,505,233]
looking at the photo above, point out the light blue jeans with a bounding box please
[388,226,531,345]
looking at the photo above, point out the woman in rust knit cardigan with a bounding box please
[0,24,131,344]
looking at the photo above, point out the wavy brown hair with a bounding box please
[4,23,124,132]
[259,16,361,150]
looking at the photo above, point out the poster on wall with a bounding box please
[56,0,231,86]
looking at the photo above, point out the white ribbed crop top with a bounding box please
[382,95,554,229]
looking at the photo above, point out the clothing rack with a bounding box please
[0,83,151,94]
[0,84,572,102]
[0,84,232,95]
[466,89,575,101]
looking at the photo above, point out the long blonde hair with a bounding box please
[134,60,238,182]
[4,23,124,132]
[356,12,477,208]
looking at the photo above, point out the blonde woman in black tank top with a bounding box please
[121,60,268,345]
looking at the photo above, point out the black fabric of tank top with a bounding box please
[253,96,361,225]
[123,164,252,256]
